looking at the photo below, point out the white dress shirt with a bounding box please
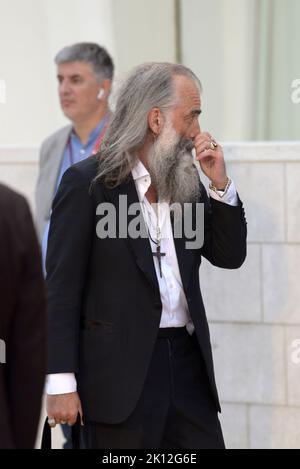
[46,160,238,395]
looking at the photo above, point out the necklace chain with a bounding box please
[141,199,166,278]
[141,201,162,245]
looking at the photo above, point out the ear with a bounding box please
[148,108,164,136]
[98,79,112,100]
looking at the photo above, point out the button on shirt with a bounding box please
[46,159,238,395]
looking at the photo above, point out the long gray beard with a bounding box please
[148,132,201,205]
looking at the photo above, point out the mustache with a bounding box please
[177,137,194,153]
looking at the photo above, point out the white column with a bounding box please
[180,0,257,141]
[111,0,176,79]
[0,0,116,146]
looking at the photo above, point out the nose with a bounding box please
[59,80,71,96]
[189,119,201,140]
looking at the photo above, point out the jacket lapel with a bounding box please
[44,126,72,217]
[101,177,199,294]
[101,176,160,293]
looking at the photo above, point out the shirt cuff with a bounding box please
[209,179,238,206]
[46,373,77,395]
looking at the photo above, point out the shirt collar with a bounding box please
[71,115,108,146]
[131,159,151,202]
[131,159,149,180]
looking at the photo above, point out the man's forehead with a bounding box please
[173,75,201,107]
[57,61,93,76]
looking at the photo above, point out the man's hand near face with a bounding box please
[194,131,228,189]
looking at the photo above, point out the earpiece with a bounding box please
[97,88,105,100]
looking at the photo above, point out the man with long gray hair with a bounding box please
[46,62,247,449]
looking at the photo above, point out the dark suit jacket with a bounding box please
[0,184,46,449]
[46,156,247,424]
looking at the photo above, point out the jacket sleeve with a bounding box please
[200,182,247,269]
[46,165,94,374]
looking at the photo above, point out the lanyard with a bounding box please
[67,120,108,166]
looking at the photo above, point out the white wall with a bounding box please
[111,0,176,80]
[180,0,300,141]
[201,142,300,448]
[0,0,176,147]
[180,0,258,141]
[0,0,117,146]
[1,0,299,147]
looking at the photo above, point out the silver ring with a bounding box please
[60,420,67,425]
[210,140,218,150]
[47,418,56,427]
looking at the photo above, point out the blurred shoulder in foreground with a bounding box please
[0,183,46,449]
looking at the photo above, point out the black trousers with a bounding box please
[82,327,225,449]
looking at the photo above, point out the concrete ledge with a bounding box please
[0,145,39,163]
[1,141,299,164]
[223,141,300,162]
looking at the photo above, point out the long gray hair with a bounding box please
[94,62,201,187]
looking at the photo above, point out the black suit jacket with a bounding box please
[46,156,247,424]
[0,184,46,448]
